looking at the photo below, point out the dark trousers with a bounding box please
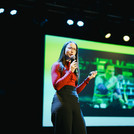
[51,86,87,134]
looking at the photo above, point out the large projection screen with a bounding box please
[42,34,134,127]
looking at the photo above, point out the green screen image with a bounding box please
[42,34,134,127]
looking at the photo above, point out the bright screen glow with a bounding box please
[42,34,134,127]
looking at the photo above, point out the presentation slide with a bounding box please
[42,34,134,127]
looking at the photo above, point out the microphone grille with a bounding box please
[70,55,75,60]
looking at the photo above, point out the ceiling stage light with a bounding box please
[67,19,74,25]
[0,8,5,14]
[77,21,84,27]
[10,9,17,15]
[123,35,130,42]
[105,33,111,38]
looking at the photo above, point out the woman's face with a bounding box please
[65,43,77,58]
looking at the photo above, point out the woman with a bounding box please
[51,41,97,134]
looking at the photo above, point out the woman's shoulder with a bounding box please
[52,62,61,69]
[52,62,60,66]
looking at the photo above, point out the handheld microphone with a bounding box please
[70,55,76,63]
[70,55,78,73]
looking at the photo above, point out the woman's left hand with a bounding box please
[88,71,97,79]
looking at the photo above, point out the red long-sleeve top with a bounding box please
[51,62,90,94]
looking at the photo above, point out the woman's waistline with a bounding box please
[58,85,76,90]
[56,85,78,96]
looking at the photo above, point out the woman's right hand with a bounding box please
[69,60,78,72]
[88,71,97,79]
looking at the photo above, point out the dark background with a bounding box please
[0,0,134,133]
